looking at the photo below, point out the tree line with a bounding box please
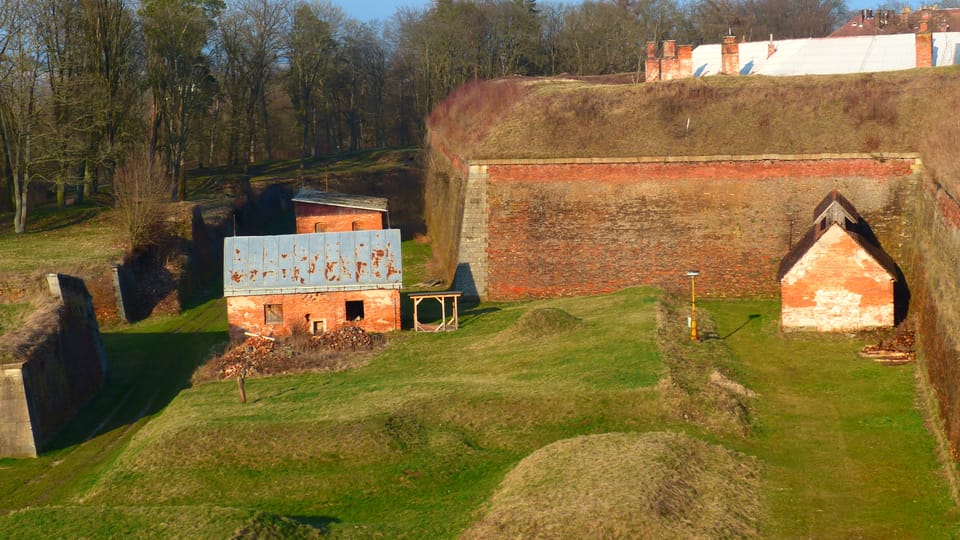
[0,0,851,232]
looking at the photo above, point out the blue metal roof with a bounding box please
[224,230,403,296]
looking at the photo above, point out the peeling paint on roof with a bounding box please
[692,33,960,77]
[223,230,402,296]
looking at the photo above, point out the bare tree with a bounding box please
[0,0,45,233]
[113,150,170,249]
[141,0,222,201]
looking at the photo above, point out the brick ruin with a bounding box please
[0,274,107,457]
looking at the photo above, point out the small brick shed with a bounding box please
[778,191,898,332]
[292,189,389,234]
[224,230,403,339]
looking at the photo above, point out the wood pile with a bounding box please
[212,327,380,379]
[860,323,915,365]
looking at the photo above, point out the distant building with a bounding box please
[292,189,389,234]
[778,191,898,332]
[223,230,403,339]
[645,15,959,81]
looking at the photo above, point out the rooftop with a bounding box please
[291,189,389,212]
[224,230,403,296]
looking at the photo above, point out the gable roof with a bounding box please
[778,190,898,282]
[691,33,960,77]
[291,189,389,213]
[777,223,898,282]
[813,189,860,226]
[224,229,402,296]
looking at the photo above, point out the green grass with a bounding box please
[0,292,956,538]
[706,299,959,538]
[0,302,32,336]
[0,198,126,274]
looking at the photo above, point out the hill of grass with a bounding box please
[463,431,762,539]
[427,68,960,160]
[0,288,956,538]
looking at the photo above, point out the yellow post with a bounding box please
[686,270,700,341]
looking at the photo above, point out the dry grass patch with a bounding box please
[463,431,761,540]
[428,68,960,159]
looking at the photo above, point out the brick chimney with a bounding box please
[916,17,933,68]
[678,44,693,78]
[721,35,739,75]
[645,41,660,82]
[660,40,679,80]
[767,34,777,58]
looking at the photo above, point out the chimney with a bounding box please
[678,44,693,78]
[916,22,933,68]
[767,34,776,58]
[645,41,660,82]
[721,35,739,75]
[660,40,679,80]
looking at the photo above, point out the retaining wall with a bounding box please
[440,154,919,300]
[0,274,107,457]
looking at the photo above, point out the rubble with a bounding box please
[207,326,382,380]
[861,322,916,365]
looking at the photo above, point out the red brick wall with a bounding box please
[294,202,384,234]
[226,289,400,339]
[780,226,894,331]
[482,158,915,300]
[916,31,933,68]
[722,36,739,75]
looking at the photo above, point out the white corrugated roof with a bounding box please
[691,32,960,78]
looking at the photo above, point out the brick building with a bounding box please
[778,191,898,332]
[224,230,403,339]
[292,189,389,234]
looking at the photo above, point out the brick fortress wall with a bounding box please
[448,155,918,300]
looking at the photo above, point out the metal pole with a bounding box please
[690,274,698,341]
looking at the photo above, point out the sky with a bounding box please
[339,1,926,24]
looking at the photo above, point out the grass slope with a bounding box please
[0,292,956,538]
[428,68,960,159]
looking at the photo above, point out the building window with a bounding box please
[314,222,327,233]
[345,300,365,321]
[312,319,327,334]
[264,304,283,324]
[351,220,361,231]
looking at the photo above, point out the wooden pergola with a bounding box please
[408,291,462,332]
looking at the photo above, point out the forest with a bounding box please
[0,0,893,232]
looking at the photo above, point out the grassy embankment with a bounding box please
[428,67,960,160]
[1,287,956,537]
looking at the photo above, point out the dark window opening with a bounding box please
[346,300,365,321]
[264,304,283,324]
[312,320,327,334]
[351,220,361,231]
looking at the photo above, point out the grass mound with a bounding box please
[498,307,584,341]
[463,431,762,539]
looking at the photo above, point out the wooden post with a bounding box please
[237,368,247,403]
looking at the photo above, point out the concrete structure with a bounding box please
[0,274,108,457]
[224,230,403,338]
[646,27,959,81]
[292,189,389,234]
[778,191,898,332]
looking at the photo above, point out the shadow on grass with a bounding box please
[290,515,342,534]
[43,330,228,453]
[718,314,762,340]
